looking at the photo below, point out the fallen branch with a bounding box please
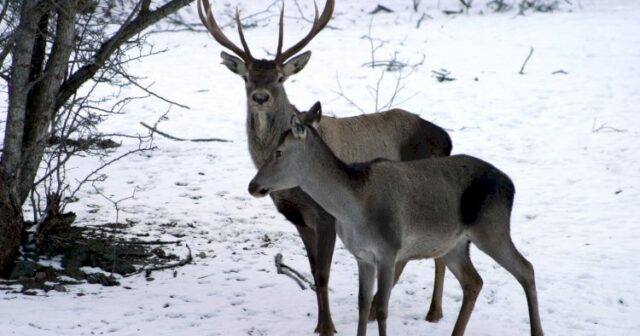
[443,9,463,15]
[369,4,394,14]
[432,69,455,82]
[140,121,231,142]
[274,253,316,291]
[519,46,534,75]
[120,240,181,245]
[362,54,425,71]
[592,118,626,133]
[125,244,193,278]
[144,245,192,277]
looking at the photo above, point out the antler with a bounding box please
[275,0,335,64]
[197,0,254,62]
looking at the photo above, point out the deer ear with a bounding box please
[305,101,322,129]
[282,51,312,77]
[220,51,248,76]
[290,115,307,139]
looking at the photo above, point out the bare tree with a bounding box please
[0,0,193,276]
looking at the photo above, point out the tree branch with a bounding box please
[0,0,16,67]
[55,0,193,111]
[0,0,9,24]
[140,0,152,13]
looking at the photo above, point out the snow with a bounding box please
[2,0,640,335]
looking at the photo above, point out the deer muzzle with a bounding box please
[249,89,273,110]
[248,180,269,198]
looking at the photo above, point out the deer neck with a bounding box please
[246,96,295,168]
[298,134,367,224]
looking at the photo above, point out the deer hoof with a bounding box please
[425,309,443,323]
[314,322,336,335]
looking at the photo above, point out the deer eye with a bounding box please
[277,75,285,83]
[274,150,283,159]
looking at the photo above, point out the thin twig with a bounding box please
[332,73,366,114]
[416,12,429,28]
[369,70,385,112]
[519,46,534,75]
[117,71,190,109]
[291,0,340,30]
[92,184,139,224]
[362,15,387,69]
[413,0,422,12]
[383,68,414,110]
[67,146,156,205]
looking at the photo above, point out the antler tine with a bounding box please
[276,2,285,59]
[235,8,253,60]
[197,0,253,62]
[275,0,335,64]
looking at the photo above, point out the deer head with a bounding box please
[248,101,323,197]
[197,0,334,113]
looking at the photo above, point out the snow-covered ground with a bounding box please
[2,0,639,335]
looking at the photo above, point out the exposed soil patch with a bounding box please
[2,210,191,295]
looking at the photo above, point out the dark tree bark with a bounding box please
[0,166,22,278]
[0,0,194,276]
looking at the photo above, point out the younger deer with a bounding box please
[249,102,543,336]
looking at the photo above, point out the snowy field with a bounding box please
[2,0,640,335]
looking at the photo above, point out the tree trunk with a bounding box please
[0,0,194,276]
[0,168,23,278]
[18,1,77,204]
[0,0,42,276]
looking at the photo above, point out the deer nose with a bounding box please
[248,181,269,197]
[251,92,270,105]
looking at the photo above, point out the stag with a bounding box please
[248,102,544,336]
[197,1,452,334]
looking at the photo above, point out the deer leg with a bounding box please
[442,241,483,336]
[313,215,338,335]
[374,260,395,336]
[273,196,337,335]
[357,261,376,336]
[425,257,445,322]
[295,222,337,336]
[470,230,543,336]
[369,259,407,321]
[293,225,324,330]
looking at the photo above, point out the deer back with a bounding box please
[317,109,451,164]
